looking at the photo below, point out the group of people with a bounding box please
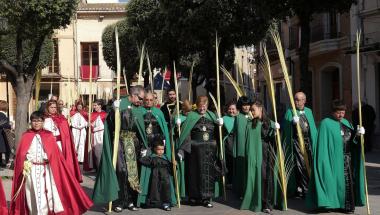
[0,85,369,215]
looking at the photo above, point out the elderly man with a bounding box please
[282,92,317,198]
[93,85,147,213]
[136,92,175,207]
[306,100,366,213]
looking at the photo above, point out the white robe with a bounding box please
[70,113,88,162]
[91,115,104,168]
[43,118,62,151]
[25,134,64,215]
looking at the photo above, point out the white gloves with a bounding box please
[274,122,280,129]
[216,117,224,126]
[292,115,300,124]
[176,118,182,126]
[356,125,366,136]
[113,99,121,109]
[141,149,147,157]
[177,153,183,161]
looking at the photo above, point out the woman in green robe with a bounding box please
[232,96,252,198]
[241,100,280,213]
[223,101,238,186]
[306,100,366,213]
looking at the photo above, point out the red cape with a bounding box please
[90,111,107,124]
[83,111,107,171]
[0,178,7,215]
[70,110,89,121]
[50,114,82,182]
[10,130,93,215]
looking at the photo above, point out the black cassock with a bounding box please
[139,155,172,207]
[179,117,221,200]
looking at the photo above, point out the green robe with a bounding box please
[240,120,284,212]
[137,107,174,206]
[92,97,147,203]
[306,117,366,209]
[232,113,250,197]
[176,110,221,198]
[282,107,317,195]
[222,115,235,143]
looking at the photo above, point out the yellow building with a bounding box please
[41,2,127,106]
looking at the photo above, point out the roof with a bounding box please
[78,3,127,12]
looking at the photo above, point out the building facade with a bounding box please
[257,12,353,122]
[351,0,380,133]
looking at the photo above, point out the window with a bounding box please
[81,42,99,66]
[48,38,59,73]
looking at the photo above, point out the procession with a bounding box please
[0,0,380,215]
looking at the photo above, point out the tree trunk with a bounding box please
[299,15,313,106]
[14,75,34,148]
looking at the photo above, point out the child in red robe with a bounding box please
[10,111,93,215]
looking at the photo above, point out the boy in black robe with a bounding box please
[139,140,173,211]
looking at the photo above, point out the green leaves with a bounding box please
[0,0,77,79]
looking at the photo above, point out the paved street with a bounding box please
[1,150,380,215]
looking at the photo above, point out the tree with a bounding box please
[0,0,78,146]
[287,0,355,99]
[102,0,287,99]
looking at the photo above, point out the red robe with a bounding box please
[10,130,93,215]
[49,114,82,182]
[0,178,7,215]
[69,109,88,120]
[83,111,107,171]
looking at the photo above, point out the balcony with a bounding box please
[80,65,99,81]
[310,24,341,43]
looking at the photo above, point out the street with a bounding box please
[1,150,380,215]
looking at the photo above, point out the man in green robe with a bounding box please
[306,100,366,213]
[137,92,176,207]
[282,92,317,197]
[176,96,224,208]
[92,85,147,213]
[232,96,252,198]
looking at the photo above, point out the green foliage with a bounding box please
[1,0,77,39]
[102,0,288,86]
[102,20,139,79]
[0,0,78,77]
[0,32,53,70]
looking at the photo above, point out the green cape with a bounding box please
[306,117,365,209]
[176,111,221,198]
[222,115,235,143]
[137,107,174,206]
[282,107,317,195]
[136,154,177,206]
[232,113,250,197]
[240,120,284,211]
[92,97,147,203]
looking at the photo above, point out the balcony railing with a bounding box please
[80,65,99,81]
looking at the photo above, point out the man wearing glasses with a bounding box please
[93,85,147,213]
[282,91,318,198]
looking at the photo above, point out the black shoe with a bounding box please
[127,204,138,211]
[113,206,123,213]
[263,208,272,214]
[203,200,213,208]
[163,205,171,211]
[189,198,197,206]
